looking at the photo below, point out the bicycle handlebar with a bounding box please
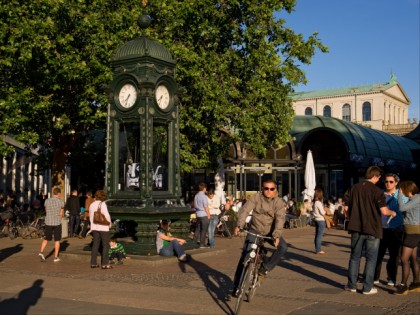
[240,229,274,241]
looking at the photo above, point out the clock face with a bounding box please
[155,85,170,109]
[118,83,137,108]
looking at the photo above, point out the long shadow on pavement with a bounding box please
[278,251,348,289]
[0,243,23,262]
[185,255,233,315]
[0,279,44,315]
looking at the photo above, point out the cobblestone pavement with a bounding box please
[0,227,419,314]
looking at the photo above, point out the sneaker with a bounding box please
[38,253,46,262]
[394,284,408,295]
[53,257,61,263]
[408,282,420,293]
[373,280,380,285]
[178,254,187,262]
[363,288,378,295]
[387,279,395,287]
[344,285,356,293]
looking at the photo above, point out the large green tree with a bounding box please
[0,0,327,190]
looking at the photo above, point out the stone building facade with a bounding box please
[291,74,418,135]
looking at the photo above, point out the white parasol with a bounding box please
[302,150,316,202]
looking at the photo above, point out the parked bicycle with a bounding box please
[216,214,232,238]
[234,230,271,315]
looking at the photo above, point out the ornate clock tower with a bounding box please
[105,13,191,254]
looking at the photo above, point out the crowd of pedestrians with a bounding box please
[5,164,415,297]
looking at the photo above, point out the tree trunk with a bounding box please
[52,149,67,201]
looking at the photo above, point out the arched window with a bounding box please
[342,104,351,121]
[305,107,313,116]
[323,105,331,117]
[362,102,371,121]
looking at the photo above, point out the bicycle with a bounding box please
[216,214,232,238]
[234,230,272,315]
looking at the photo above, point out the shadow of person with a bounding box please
[0,244,23,262]
[0,279,44,315]
[60,240,70,252]
[278,251,347,289]
[183,255,233,315]
[45,240,70,259]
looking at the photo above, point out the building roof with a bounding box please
[291,74,410,103]
[290,116,420,166]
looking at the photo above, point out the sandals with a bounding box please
[90,264,99,268]
[101,265,113,269]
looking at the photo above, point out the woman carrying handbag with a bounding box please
[89,190,113,269]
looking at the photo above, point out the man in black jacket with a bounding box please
[65,189,80,237]
[344,166,396,295]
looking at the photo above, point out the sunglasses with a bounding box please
[263,187,276,191]
[384,181,394,184]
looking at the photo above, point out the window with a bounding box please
[323,105,331,117]
[362,102,371,121]
[118,121,141,191]
[342,104,351,121]
[305,107,313,116]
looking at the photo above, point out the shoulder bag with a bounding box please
[93,202,110,226]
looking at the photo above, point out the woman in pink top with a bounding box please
[89,190,112,269]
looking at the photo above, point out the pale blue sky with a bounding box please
[279,0,420,120]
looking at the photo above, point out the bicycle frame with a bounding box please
[234,230,272,315]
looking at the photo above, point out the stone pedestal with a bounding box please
[106,199,194,255]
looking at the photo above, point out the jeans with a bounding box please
[80,219,89,238]
[194,216,210,246]
[314,220,326,253]
[91,230,110,266]
[159,240,186,258]
[374,228,402,283]
[348,232,380,292]
[69,214,80,236]
[109,250,125,261]
[208,216,219,247]
[233,229,288,290]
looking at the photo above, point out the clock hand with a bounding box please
[157,95,163,106]
[124,94,131,105]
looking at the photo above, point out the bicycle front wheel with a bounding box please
[234,262,253,315]
[246,264,259,303]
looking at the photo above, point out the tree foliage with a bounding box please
[0,0,327,181]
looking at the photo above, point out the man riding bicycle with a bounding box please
[232,179,288,296]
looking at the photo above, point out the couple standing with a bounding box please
[193,182,221,248]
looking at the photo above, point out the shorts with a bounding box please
[44,225,62,242]
[402,233,420,248]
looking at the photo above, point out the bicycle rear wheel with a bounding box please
[9,227,18,239]
[223,221,232,238]
[234,263,253,315]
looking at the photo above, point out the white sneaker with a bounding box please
[387,279,395,286]
[373,280,380,285]
[344,285,356,293]
[53,257,61,263]
[38,253,46,262]
[363,288,378,295]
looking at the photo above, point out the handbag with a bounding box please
[93,202,110,226]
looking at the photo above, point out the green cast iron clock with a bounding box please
[155,84,170,110]
[118,83,138,109]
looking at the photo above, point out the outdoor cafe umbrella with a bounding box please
[302,150,316,202]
